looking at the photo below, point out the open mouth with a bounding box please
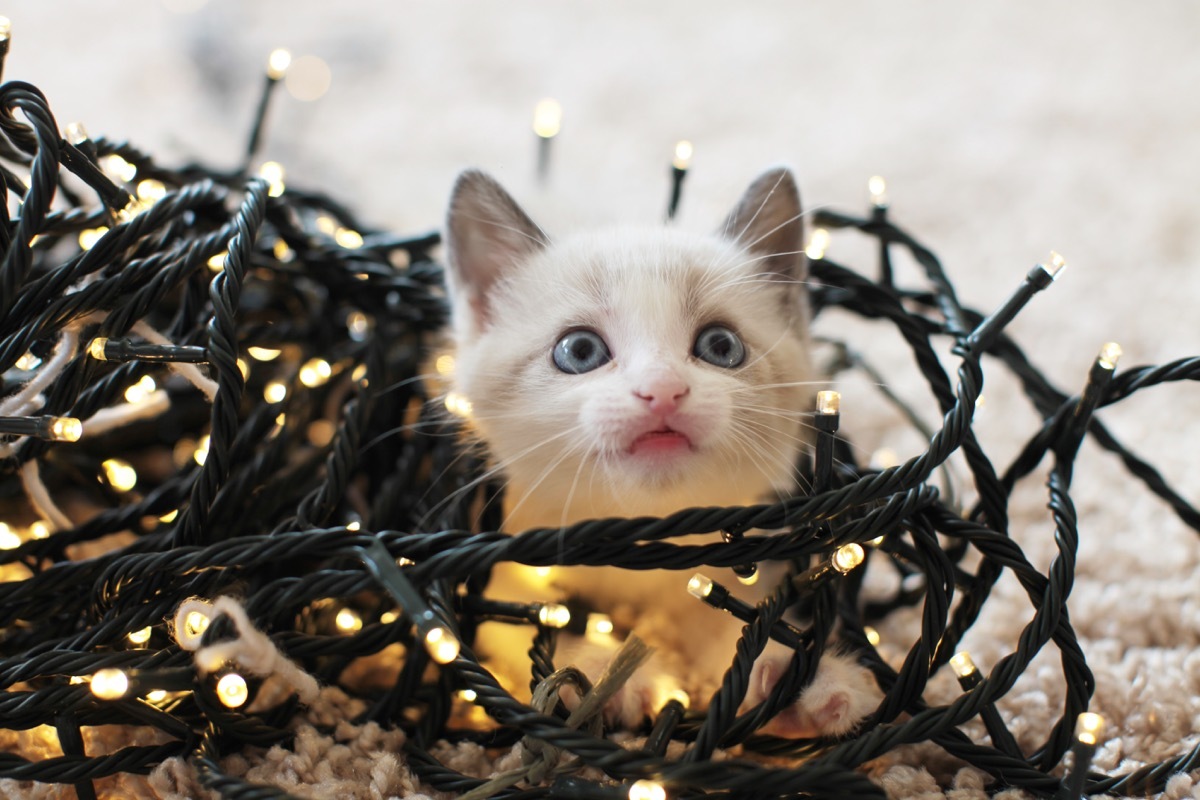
[629,427,693,455]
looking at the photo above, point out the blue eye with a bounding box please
[553,330,611,374]
[693,325,745,368]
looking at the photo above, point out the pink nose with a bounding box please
[634,375,690,414]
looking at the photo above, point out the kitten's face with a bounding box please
[444,169,814,528]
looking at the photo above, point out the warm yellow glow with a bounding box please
[1075,712,1106,746]
[425,626,461,664]
[1098,342,1123,371]
[0,17,10,40]
[532,98,563,138]
[247,346,282,363]
[48,416,83,442]
[534,566,553,579]
[29,521,51,540]
[1046,250,1067,278]
[315,215,338,235]
[380,610,398,624]
[159,509,179,523]
[351,363,368,384]
[207,252,227,272]
[216,673,249,708]
[102,459,138,492]
[817,390,841,415]
[259,161,286,197]
[299,358,333,388]
[335,607,363,633]
[868,175,888,206]
[435,354,456,375]
[193,435,210,466]
[444,392,473,418]
[347,312,370,340]
[124,375,157,405]
[537,603,571,629]
[586,614,615,641]
[183,610,210,639]
[628,779,667,800]
[267,48,292,80]
[736,568,759,586]
[307,420,336,447]
[102,154,137,183]
[663,689,690,710]
[264,382,288,403]
[87,337,109,360]
[457,688,478,703]
[0,524,20,550]
[128,626,153,645]
[867,534,886,548]
[687,573,714,599]
[864,626,881,646]
[832,543,865,574]
[949,651,977,679]
[672,140,693,170]
[15,352,40,370]
[236,358,250,381]
[397,557,415,567]
[90,668,130,700]
[79,227,109,251]
[146,689,168,703]
[804,227,831,260]
[285,54,332,102]
[345,520,361,532]
[64,122,89,145]
[334,227,364,249]
[136,179,167,203]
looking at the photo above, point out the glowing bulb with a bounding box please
[146,689,168,703]
[663,689,690,710]
[0,524,20,550]
[128,627,153,645]
[124,375,157,404]
[457,688,478,702]
[687,573,714,599]
[285,54,332,102]
[537,603,571,629]
[628,779,667,800]
[102,459,138,492]
[380,610,398,624]
[247,346,282,362]
[1098,342,1123,371]
[90,668,130,700]
[48,416,83,442]
[864,626,881,647]
[334,227,364,249]
[207,252,226,272]
[532,98,563,138]
[804,227,830,260]
[101,154,137,183]
[672,140,693,170]
[307,420,335,447]
[0,17,10,40]
[15,351,41,370]
[216,673,249,708]
[832,543,864,574]
[1045,251,1067,278]
[236,358,250,381]
[315,215,338,235]
[868,175,888,207]
[425,626,460,664]
[444,392,473,418]
[159,509,179,523]
[264,382,287,403]
[351,363,368,384]
[586,614,615,641]
[345,520,361,532]
[397,557,415,567]
[949,651,977,679]
[136,179,167,203]
[335,607,363,633]
[183,610,210,639]
[736,568,759,586]
[267,48,292,80]
[79,227,109,251]
[347,312,370,341]
[299,358,332,388]
[193,435,210,466]
[259,161,285,197]
[29,521,51,539]
[64,122,89,145]
[435,354,456,375]
[1075,712,1106,746]
[817,390,841,415]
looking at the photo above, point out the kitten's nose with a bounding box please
[634,374,690,414]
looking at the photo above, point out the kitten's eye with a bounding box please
[693,325,745,368]
[553,330,611,374]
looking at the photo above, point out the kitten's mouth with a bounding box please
[629,427,693,456]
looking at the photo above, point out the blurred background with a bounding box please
[3,0,1198,470]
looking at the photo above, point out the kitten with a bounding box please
[442,166,880,738]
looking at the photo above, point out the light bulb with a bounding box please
[259,161,286,197]
[663,689,690,710]
[193,435,210,466]
[90,668,130,700]
[159,510,179,523]
[804,227,830,260]
[868,175,888,207]
[136,179,167,203]
[0,524,20,550]
[64,122,89,145]
[101,154,137,183]
[380,610,398,624]
[672,140,693,170]
[532,98,562,138]
[183,610,210,639]
[816,390,841,415]
[628,779,667,800]
[586,614,614,640]
[264,382,287,403]
[832,543,864,574]
[146,689,168,703]
[435,354,455,375]
[687,574,714,599]
[124,375,157,405]
[444,392,473,418]
[457,688,478,703]
[273,239,294,262]
[335,607,363,633]
[334,228,364,249]
[536,603,571,629]
[1045,251,1067,278]
[102,459,138,492]
[128,626,153,645]
[28,521,51,540]
[79,227,109,251]
[216,673,249,708]
[207,252,226,272]
[864,626,881,647]
[298,358,332,388]
[346,312,370,341]
[1098,342,1122,371]
[425,626,460,664]
[266,48,292,80]
[1075,712,1105,746]
[48,416,83,442]
[949,651,977,679]
[736,568,759,586]
[15,351,41,370]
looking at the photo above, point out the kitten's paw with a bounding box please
[746,649,881,738]
[556,638,679,730]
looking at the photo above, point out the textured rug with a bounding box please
[2,1,1199,798]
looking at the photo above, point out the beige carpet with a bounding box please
[2,1,1199,797]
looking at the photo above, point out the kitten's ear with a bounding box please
[721,167,805,283]
[445,169,546,332]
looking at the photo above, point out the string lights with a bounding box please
[0,27,1196,800]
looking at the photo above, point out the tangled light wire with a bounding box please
[0,30,1199,800]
